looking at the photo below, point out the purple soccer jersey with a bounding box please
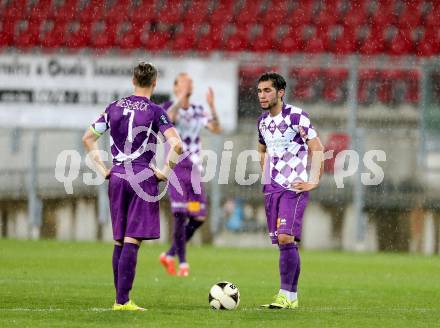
[258,103,317,242]
[162,100,210,216]
[92,95,173,168]
[90,95,174,241]
[258,103,317,194]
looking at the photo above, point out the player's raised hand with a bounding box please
[206,87,214,108]
[292,181,318,192]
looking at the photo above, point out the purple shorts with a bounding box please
[108,165,160,241]
[168,165,207,217]
[264,190,309,244]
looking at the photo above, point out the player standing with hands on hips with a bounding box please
[82,62,182,311]
[256,72,324,309]
[159,73,221,277]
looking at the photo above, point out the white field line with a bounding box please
[0,307,436,313]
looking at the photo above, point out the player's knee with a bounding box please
[114,240,123,246]
[278,234,295,244]
[193,216,206,222]
[124,236,142,245]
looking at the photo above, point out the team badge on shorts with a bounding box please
[277,218,287,228]
[187,201,201,213]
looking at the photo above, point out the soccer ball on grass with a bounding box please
[208,281,240,310]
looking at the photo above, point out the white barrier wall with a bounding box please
[0,55,238,132]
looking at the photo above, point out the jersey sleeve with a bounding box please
[257,115,266,145]
[153,106,174,134]
[90,106,110,137]
[291,111,317,140]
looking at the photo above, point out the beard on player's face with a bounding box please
[260,93,280,110]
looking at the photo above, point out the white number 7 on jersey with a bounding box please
[123,108,135,142]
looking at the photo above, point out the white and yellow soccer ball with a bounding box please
[208,281,240,310]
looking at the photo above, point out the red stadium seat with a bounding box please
[358,70,379,105]
[0,20,15,48]
[29,0,52,21]
[324,132,350,174]
[287,1,314,27]
[331,26,356,54]
[105,1,131,23]
[39,21,66,50]
[64,22,92,50]
[172,24,197,52]
[322,69,348,104]
[131,2,157,25]
[403,70,420,104]
[250,25,279,52]
[183,0,210,25]
[303,37,325,54]
[278,27,305,53]
[235,0,263,26]
[157,0,184,25]
[78,0,105,23]
[377,70,399,105]
[359,28,385,55]
[145,31,170,51]
[51,0,78,22]
[14,20,42,50]
[117,22,142,51]
[388,29,413,55]
[290,68,322,103]
[416,27,440,57]
[91,23,117,50]
[3,0,27,20]
[223,30,248,52]
[261,1,288,27]
[239,66,279,87]
[210,1,235,26]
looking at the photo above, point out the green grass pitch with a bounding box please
[1,239,439,327]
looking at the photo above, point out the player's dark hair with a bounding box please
[258,72,287,92]
[133,62,157,87]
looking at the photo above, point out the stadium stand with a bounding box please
[1,0,438,106]
[0,0,438,55]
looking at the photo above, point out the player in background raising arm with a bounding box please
[159,73,221,277]
[82,62,182,311]
[256,72,324,309]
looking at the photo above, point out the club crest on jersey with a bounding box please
[260,122,267,134]
[268,120,276,134]
[278,121,288,134]
[160,114,169,125]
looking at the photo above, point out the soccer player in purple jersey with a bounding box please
[159,73,221,277]
[82,62,182,311]
[257,73,324,309]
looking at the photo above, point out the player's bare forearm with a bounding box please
[207,106,222,134]
[293,137,324,192]
[308,137,324,183]
[82,128,110,178]
[167,101,181,123]
[258,143,267,171]
[206,88,222,134]
[156,127,183,180]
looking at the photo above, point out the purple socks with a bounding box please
[116,243,140,305]
[279,243,300,292]
[185,217,204,240]
[112,244,123,290]
[167,215,205,263]
[166,213,187,263]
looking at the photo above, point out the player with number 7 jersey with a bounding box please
[83,62,183,311]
